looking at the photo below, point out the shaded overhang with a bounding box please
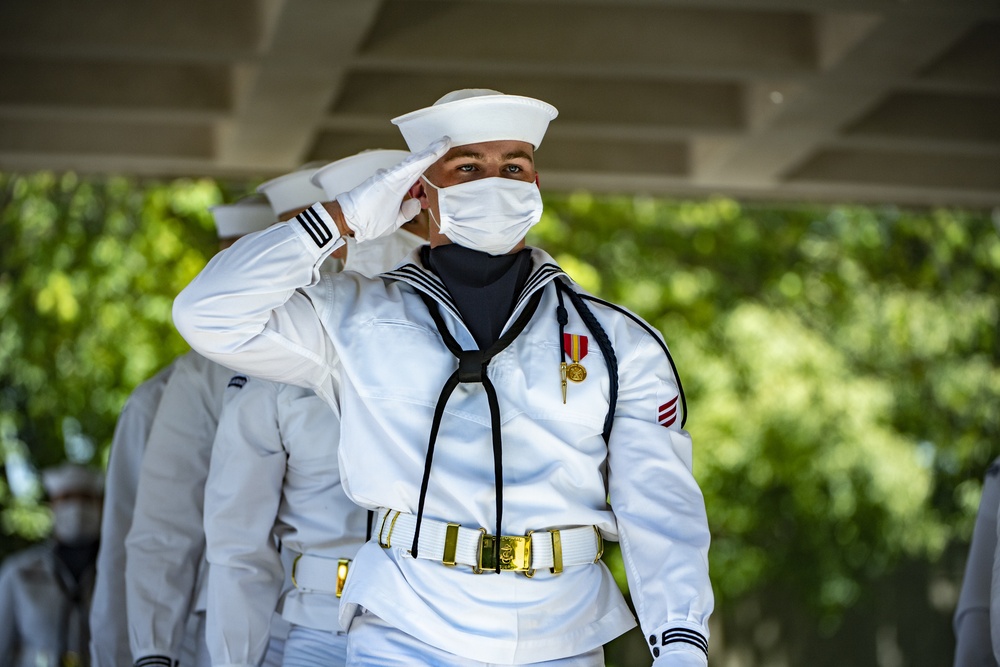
[0,0,997,208]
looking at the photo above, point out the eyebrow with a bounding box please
[503,150,534,162]
[441,149,534,163]
[443,149,485,162]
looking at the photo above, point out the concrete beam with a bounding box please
[691,12,984,188]
[215,0,385,170]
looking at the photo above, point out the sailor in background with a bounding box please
[173,89,713,666]
[203,149,429,667]
[0,463,104,667]
[123,197,276,667]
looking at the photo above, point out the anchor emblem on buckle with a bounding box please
[500,543,515,567]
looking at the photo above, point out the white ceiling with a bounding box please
[1,0,998,207]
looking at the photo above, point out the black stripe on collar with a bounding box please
[385,257,566,325]
[511,263,565,314]
[384,264,460,317]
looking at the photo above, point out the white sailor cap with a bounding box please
[311,149,412,199]
[257,164,327,217]
[210,195,276,240]
[392,89,558,152]
[41,463,104,498]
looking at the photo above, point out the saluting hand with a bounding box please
[330,137,451,243]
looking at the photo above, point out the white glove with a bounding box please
[336,136,451,243]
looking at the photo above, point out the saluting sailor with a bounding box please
[203,150,428,667]
[0,463,104,667]
[174,89,714,666]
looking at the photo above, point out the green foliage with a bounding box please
[0,172,248,546]
[530,195,1000,621]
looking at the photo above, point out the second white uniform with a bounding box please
[204,375,367,666]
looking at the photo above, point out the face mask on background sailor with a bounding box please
[51,493,102,545]
[410,139,543,256]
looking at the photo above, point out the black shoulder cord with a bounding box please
[576,292,688,428]
[554,279,619,443]
[413,289,543,573]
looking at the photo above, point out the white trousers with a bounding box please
[178,612,212,667]
[345,610,605,666]
[281,625,348,667]
[261,635,285,667]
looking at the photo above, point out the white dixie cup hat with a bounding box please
[210,194,276,240]
[257,163,328,218]
[310,149,413,200]
[42,463,105,498]
[391,88,558,152]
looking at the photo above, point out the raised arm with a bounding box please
[172,139,449,403]
[171,218,344,403]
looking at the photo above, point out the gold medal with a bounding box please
[566,362,587,383]
[561,334,589,391]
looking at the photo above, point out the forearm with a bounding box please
[610,424,713,665]
[91,408,146,666]
[124,360,223,661]
[172,210,346,392]
[125,459,207,660]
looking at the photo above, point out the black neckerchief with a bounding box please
[423,244,533,348]
[55,539,99,584]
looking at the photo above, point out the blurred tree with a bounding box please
[0,172,247,549]
[529,195,1000,627]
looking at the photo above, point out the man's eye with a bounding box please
[504,164,523,173]
[457,164,476,172]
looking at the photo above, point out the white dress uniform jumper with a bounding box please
[204,376,366,667]
[172,213,714,665]
[0,541,96,667]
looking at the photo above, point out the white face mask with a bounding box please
[422,176,543,256]
[52,499,101,545]
[343,228,426,278]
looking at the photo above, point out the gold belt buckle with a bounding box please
[377,511,402,549]
[335,558,350,598]
[477,532,532,573]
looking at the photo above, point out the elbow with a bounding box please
[171,289,199,346]
[172,284,222,354]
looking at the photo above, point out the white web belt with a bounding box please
[376,508,604,575]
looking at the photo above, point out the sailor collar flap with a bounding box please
[382,247,568,324]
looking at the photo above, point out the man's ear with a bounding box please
[534,172,541,188]
[408,179,430,209]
